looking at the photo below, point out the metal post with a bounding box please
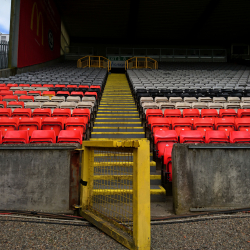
[146,57,147,69]
[136,57,137,69]
[133,140,151,249]
[99,56,100,68]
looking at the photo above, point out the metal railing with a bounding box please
[0,41,9,69]
[125,57,158,70]
[106,47,227,62]
[80,140,150,250]
[77,55,111,72]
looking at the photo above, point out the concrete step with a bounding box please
[95,118,141,122]
[93,127,144,132]
[94,122,142,127]
[96,114,139,118]
[91,132,145,139]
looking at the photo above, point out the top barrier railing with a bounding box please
[125,57,158,70]
[77,55,111,72]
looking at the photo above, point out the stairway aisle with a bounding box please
[90,73,166,200]
[91,73,145,140]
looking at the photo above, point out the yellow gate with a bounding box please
[80,140,150,250]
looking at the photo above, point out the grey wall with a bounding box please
[172,144,250,215]
[0,144,81,213]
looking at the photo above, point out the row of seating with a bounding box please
[0,117,88,138]
[156,130,250,182]
[0,130,82,144]
[145,109,250,120]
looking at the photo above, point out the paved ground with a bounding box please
[1,214,250,249]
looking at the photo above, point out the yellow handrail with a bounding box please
[77,55,111,72]
[125,56,158,70]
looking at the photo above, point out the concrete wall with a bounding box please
[0,144,81,213]
[172,144,250,215]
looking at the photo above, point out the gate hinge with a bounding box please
[80,179,88,186]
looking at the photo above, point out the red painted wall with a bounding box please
[18,0,61,68]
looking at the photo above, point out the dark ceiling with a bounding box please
[54,0,250,45]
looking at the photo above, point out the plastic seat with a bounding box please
[2,130,29,144]
[18,117,41,137]
[219,109,237,118]
[57,91,70,98]
[153,130,178,158]
[76,102,94,112]
[12,108,32,118]
[31,84,42,87]
[72,109,91,122]
[214,118,235,136]
[182,109,200,118]
[57,130,82,144]
[0,117,19,136]
[171,118,193,135]
[164,109,182,118]
[65,117,88,135]
[0,91,13,96]
[52,108,71,118]
[237,109,250,118]
[84,91,98,99]
[201,109,218,118]
[28,91,41,96]
[30,130,56,143]
[2,95,18,102]
[150,117,171,134]
[0,108,12,117]
[41,117,65,137]
[71,91,84,97]
[32,108,52,118]
[205,130,229,143]
[179,130,204,143]
[235,118,250,132]
[229,131,250,143]
[163,146,173,182]
[193,118,214,136]
[42,91,55,99]
[7,101,25,111]
[0,130,2,144]
[146,109,163,123]
[14,90,27,97]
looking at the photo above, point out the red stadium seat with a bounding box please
[43,84,54,88]
[146,109,163,123]
[32,108,52,118]
[163,146,173,182]
[19,84,30,87]
[43,91,55,97]
[229,131,250,143]
[2,130,29,144]
[55,84,66,88]
[18,118,41,137]
[0,117,19,136]
[52,108,71,118]
[90,85,101,90]
[58,130,82,144]
[164,109,182,118]
[205,131,229,143]
[153,130,178,158]
[150,117,171,134]
[171,118,193,135]
[235,118,250,132]
[182,109,200,118]
[219,109,237,118]
[79,85,89,91]
[193,118,214,136]
[2,95,18,102]
[179,130,204,143]
[0,96,2,101]
[215,118,235,136]
[237,109,250,118]
[0,84,6,87]
[19,95,34,102]
[30,130,56,143]
[0,108,12,117]
[7,102,25,111]
[7,83,18,87]
[65,117,88,135]
[0,130,2,144]
[67,85,78,89]
[85,91,98,99]
[12,108,32,118]
[14,90,27,97]
[56,91,70,97]
[41,117,65,136]
[71,91,84,97]
[0,101,7,108]
[31,84,42,87]
[201,109,219,118]
[0,90,12,96]
[72,108,91,122]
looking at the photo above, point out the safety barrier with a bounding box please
[125,57,158,70]
[77,55,111,72]
[79,140,150,250]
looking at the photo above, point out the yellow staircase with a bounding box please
[90,73,165,199]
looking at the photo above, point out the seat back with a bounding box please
[2,130,29,144]
[52,108,71,118]
[0,108,12,117]
[164,109,182,118]
[235,118,250,132]
[179,130,204,143]
[12,108,32,118]
[41,117,65,137]
[163,146,173,182]
[237,109,250,118]
[145,109,163,121]
[57,130,82,144]
[0,117,19,136]
[201,109,218,118]
[72,109,91,121]
[32,108,52,117]
[193,118,214,136]
[65,117,88,134]
[205,130,229,143]
[18,117,41,137]
[150,117,171,134]
[215,117,235,136]
[229,131,250,143]
[30,130,56,143]
[219,109,237,118]
[182,109,200,118]
[171,118,193,135]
